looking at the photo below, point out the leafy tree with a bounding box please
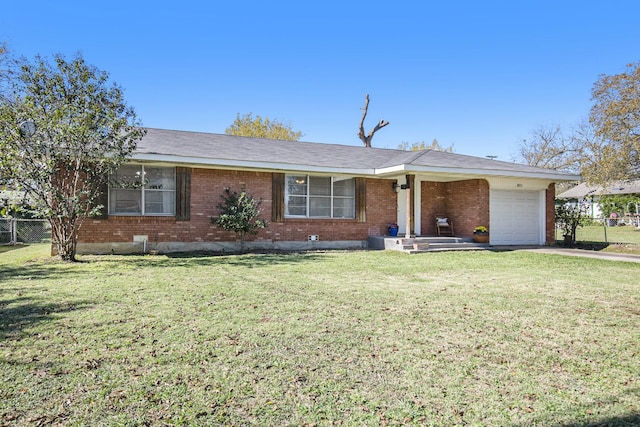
[515,124,585,172]
[587,63,640,183]
[0,53,145,261]
[0,42,12,102]
[398,138,453,152]
[555,199,590,247]
[212,188,268,253]
[225,113,303,141]
[598,194,640,217]
[0,190,38,218]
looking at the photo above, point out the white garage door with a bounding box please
[490,190,541,245]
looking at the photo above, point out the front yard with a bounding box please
[1,244,639,426]
[557,223,640,254]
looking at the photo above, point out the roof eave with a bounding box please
[131,153,581,182]
[375,164,581,181]
[131,153,376,176]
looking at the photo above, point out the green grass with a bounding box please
[1,244,639,426]
[556,223,640,245]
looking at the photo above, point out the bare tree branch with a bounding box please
[515,124,584,173]
[358,94,389,147]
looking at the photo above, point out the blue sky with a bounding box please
[2,1,639,161]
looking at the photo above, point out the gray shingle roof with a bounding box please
[136,128,400,170]
[134,128,579,180]
[557,180,640,198]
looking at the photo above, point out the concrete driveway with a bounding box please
[522,247,640,263]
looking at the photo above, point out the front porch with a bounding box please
[367,235,491,254]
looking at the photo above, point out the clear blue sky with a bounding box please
[2,1,639,161]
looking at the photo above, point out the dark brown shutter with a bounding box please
[94,179,109,219]
[272,173,285,222]
[355,177,366,223]
[175,167,191,221]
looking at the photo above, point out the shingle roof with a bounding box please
[136,128,394,170]
[134,128,579,180]
[557,180,640,198]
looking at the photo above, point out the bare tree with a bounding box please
[515,124,584,173]
[358,94,389,148]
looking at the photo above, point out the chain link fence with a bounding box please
[0,219,51,244]
[555,216,640,246]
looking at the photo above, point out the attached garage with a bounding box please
[74,129,580,254]
[490,189,544,245]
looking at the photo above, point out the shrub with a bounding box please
[211,188,268,252]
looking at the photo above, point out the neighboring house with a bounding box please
[556,180,640,219]
[77,128,580,254]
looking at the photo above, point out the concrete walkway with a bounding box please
[521,247,640,263]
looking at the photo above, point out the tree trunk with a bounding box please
[563,233,574,247]
[50,217,79,261]
[358,94,389,148]
[239,231,246,254]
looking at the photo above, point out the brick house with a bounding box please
[77,128,580,254]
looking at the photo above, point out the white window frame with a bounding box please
[285,174,355,219]
[109,165,176,216]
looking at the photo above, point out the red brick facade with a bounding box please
[420,179,490,238]
[78,169,555,247]
[545,183,556,245]
[79,169,399,245]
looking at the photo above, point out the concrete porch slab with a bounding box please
[367,235,491,253]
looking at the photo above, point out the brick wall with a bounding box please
[78,170,551,245]
[545,183,556,245]
[78,169,399,244]
[420,179,490,237]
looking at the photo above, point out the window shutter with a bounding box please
[272,173,285,222]
[355,177,366,223]
[94,179,109,219]
[175,167,191,221]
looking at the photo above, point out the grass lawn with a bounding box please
[1,244,639,426]
[555,224,640,254]
[576,224,640,244]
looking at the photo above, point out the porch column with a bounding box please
[404,175,414,238]
[405,186,411,238]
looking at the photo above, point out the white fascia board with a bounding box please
[131,153,376,176]
[375,164,581,182]
[373,165,409,176]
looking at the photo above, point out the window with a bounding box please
[285,175,355,218]
[109,165,176,215]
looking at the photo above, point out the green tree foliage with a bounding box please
[212,188,268,252]
[0,190,38,218]
[0,53,145,261]
[398,138,453,152]
[0,42,15,187]
[0,42,12,102]
[555,199,590,247]
[586,63,640,183]
[225,113,303,141]
[598,194,640,217]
